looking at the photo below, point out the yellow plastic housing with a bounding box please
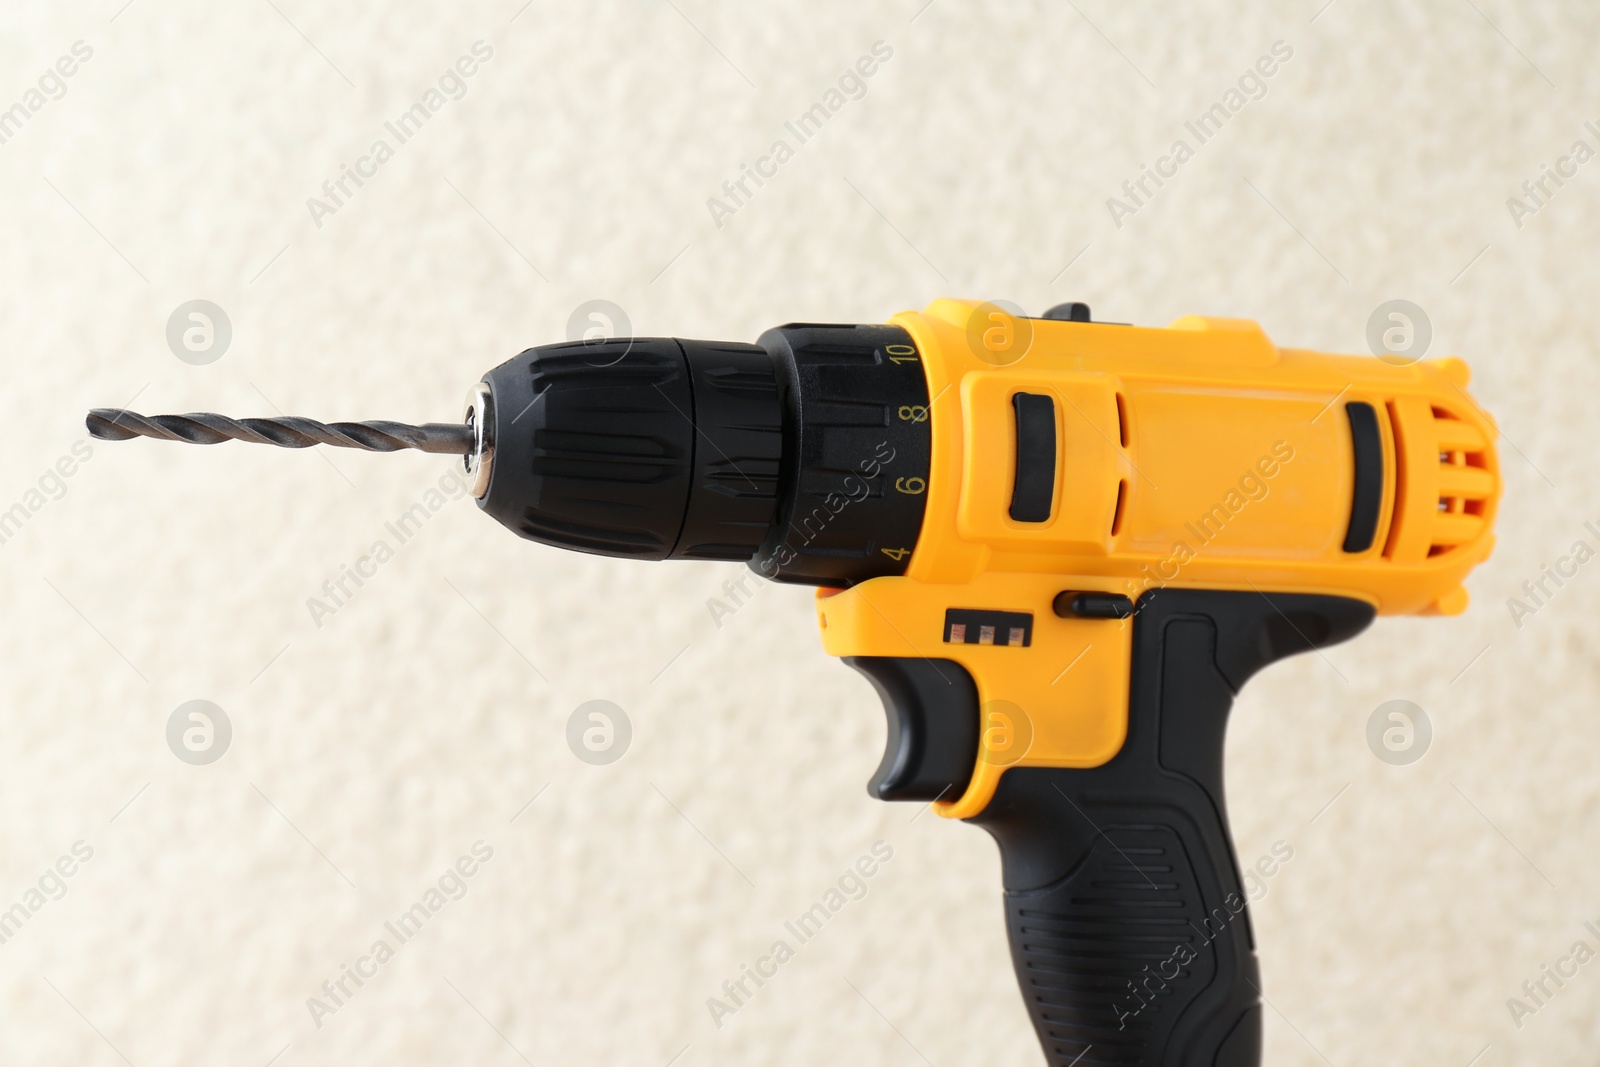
[817,300,1501,818]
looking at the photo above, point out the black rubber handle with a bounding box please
[970,589,1373,1067]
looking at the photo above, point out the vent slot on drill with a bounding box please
[1342,401,1384,553]
[1009,392,1057,523]
[1426,404,1492,558]
[1379,399,1493,562]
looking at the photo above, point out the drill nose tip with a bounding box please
[463,381,495,499]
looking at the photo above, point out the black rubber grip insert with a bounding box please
[969,590,1376,1066]
[1010,392,1057,523]
[1342,401,1383,553]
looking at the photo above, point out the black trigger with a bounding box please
[844,657,979,802]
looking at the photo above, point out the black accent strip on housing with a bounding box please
[1343,401,1383,553]
[1009,392,1057,523]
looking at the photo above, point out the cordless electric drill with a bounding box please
[89,298,1501,1065]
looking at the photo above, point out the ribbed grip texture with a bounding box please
[518,340,693,557]
[673,340,783,560]
[998,808,1257,1066]
[972,590,1374,1066]
[753,323,930,586]
[476,337,784,562]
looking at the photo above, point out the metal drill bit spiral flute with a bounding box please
[86,409,473,454]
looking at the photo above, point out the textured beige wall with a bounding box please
[2,1,1597,1064]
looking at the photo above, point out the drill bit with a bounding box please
[86,409,474,454]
